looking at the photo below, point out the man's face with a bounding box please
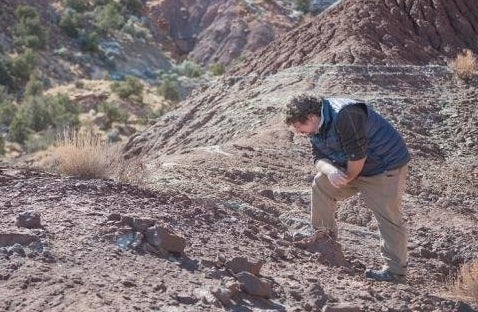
[291,115,320,136]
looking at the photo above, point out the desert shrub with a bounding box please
[55,131,150,184]
[93,0,113,6]
[452,260,478,302]
[94,3,124,33]
[24,75,45,96]
[14,5,49,49]
[0,54,14,89]
[110,76,144,101]
[24,130,57,153]
[0,135,5,155]
[138,105,172,125]
[119,0,142,15]
[175,60,202,78]
[450,49,477,81]
[0,87,16,126]
[79,31,99,52]
[9,49,37,83]
[64,0,89,12]
[59,10,81,38]
[209,62,226,76]
[157,75,180,102]
[8,115,29,144]
[294,0,310,12]
[98,101,128,129]
[9,94,79,143]
[121,19,149,39]
[55,130,110,179]
[74,80,85,88]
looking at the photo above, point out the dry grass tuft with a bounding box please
[55,130,110,179]
[452,260,478,303]
[55,130,150,187]
[450,49,477,81]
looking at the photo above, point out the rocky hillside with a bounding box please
[0,0,477,311]
[0,0,322,161]
[232,0,478,75]
[0,0,308,86]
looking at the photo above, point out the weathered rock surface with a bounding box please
[232,0,478,75]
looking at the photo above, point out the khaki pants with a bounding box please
[311,165,409,275]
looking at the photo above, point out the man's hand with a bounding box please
[315,159,349,188]
[327,169,349,188]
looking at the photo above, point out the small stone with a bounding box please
[322,304,361,312]
[145,225,186,255]
[225,256,262,275]
[211,286,232,306]
[16,211,42,229]
[236,271,272,298]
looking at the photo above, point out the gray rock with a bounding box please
[0,232,39,247]
[225,256,262,275]
[322,304,361,312]
[16,211,42,229]
[211,286,232,306]
[145,225,186,254]
[236,271,272,299]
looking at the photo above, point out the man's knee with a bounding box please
[312,172,330,189]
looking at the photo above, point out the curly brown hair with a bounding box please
[284,95,323,125]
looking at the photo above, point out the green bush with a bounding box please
[98,101,128,129]
[94,3,124,33]
[294,0,310,12]
[157,76,180,102]
[0,54,14,89]
[15,5,38,21]
[64,0,89,12]
[59,10,81,38]
[110,76,143,101]
[8,114,29,144]
[24,130,57,153]
[0,135,5,155]
[9,49,37,83]
[24,76,45,96]
[120,0,142,15]
[209,63,226,76]
[14,5,49,49]
[9,94,79,144]
[79,31,99,52]
[93,0,113,5]
[0,86,16,126]
[121,19,149,39]
[175,60,202,78]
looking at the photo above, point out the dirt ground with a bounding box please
[1,0,478,311]
[1,63,477,311]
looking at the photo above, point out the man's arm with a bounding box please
[345,157,366,181]
[336,104,368,182]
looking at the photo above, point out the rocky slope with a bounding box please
[1,0,477,311]
[232,0,478,75]
[0,0,305,85]
[146,0,299,66]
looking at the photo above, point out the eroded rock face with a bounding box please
[146,0,297,65]
[232,0,478,75]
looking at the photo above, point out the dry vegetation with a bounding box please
[452,260,478,303]
[54,129,149,186]
[450,49,477,81]
[55,130,111,179]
